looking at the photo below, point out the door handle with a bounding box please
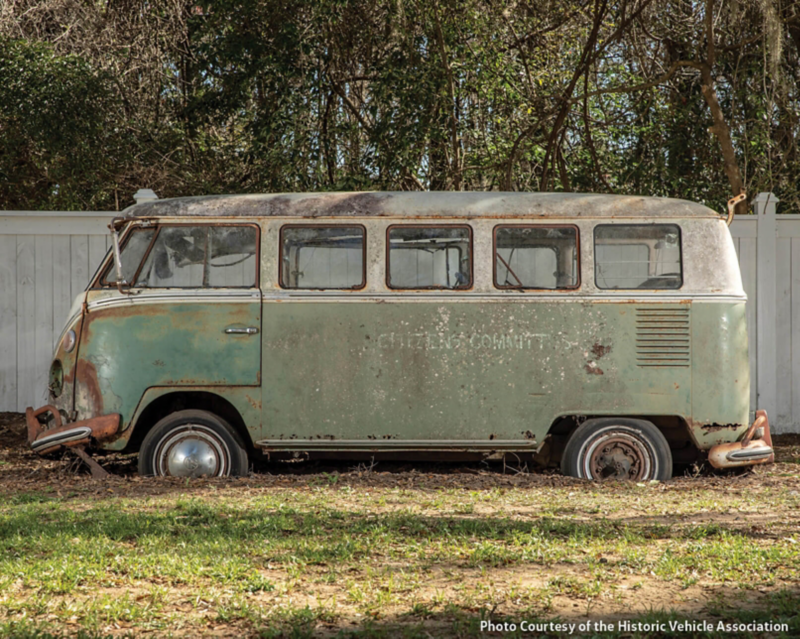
[225,326,259,335]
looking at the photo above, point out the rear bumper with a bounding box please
[26,405,120,455]
[708,410,775,469]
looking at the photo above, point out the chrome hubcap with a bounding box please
[154,424,230,477]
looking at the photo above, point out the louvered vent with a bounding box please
[636,307,690,367]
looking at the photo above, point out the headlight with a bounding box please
[49,360,64,398]
[62,329,76,353]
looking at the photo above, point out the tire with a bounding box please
[138,409,249,477]
[560,418,672,481]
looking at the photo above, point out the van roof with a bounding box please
[123,191,721,220]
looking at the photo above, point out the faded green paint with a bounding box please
[260,301,714,445]
[690,302,750,447]
[72,297,750,454]
[74,296,261,434]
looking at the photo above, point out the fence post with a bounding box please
[754,192,778,421]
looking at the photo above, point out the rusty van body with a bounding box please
[27,192,774,480]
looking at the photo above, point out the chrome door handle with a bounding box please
[225,326,259,335]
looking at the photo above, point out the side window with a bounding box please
[101,227,156,285]
[494,226,579,289]
[135,225,258,288]
[280,226,365,289]
[594,224,682,289]
[387,226,472,289]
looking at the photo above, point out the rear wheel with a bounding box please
[138,409,249,477]
[561,418,672,481]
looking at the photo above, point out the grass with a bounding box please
[0,467,799,636]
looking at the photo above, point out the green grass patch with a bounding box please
[1,471,799,636]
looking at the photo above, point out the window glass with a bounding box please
[207,227,259,287]
[280,226,365,289]
[135,226,258,288]
[594,224,682,289]
[102,227,155,285]
[388,226,471,289]
[495,226,578,289]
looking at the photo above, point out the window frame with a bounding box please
[97,224,158,288]
[385,224,474,291]
[98,222,261,289]
[492,224,581,291]
[593,223,683,291]
[278,223,367,291]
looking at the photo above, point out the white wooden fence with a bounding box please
[0,196,797,433]
[0,212,113,414]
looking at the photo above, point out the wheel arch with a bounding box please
[546,414,700,465]
[124,389,254,454]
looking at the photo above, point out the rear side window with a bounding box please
[594,224,682,289]
[387,226,472,289]
[135,225,259,288]
[494,226,579,289]
[280,225,365,289]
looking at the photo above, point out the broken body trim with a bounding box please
[26,405,121,455]
[707,410,774,469]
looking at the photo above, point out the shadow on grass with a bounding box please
[2,588,799,638]
[0,500,764,550]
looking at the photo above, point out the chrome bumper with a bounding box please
[707,410,775,469]
[26,405,120,455]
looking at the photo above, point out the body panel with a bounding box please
[260,299,693,445]
[74,291,261,431]
[690,301,751,447]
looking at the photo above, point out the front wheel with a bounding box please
[561,418,672,481]
[138,409,249,477]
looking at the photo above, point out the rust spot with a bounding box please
[674,383,680,389]
[153,359,165,367]
[489,433,496,440]
[584,363,604,375]
[244,394,261,410]
[523,430,535,440]
[75,359,104,416]
[700,423,739,432]
[591,343,611,358]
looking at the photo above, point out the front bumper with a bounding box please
[26,405,121,455]
[707,410,775,469]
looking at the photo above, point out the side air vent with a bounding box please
[636,307,690,367]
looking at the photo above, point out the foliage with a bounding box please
[0,0,799,212]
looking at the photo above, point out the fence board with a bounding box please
[52,236,72,347]
[15,236,36,411]
[70,236,89,301]
[33,236,54,408]
[738,237,758,415]
[792,239,800,432]
[776,238,792,426]
[0,236,17,409]
[88,236,108,284]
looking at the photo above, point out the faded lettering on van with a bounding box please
[376,332,550,351]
